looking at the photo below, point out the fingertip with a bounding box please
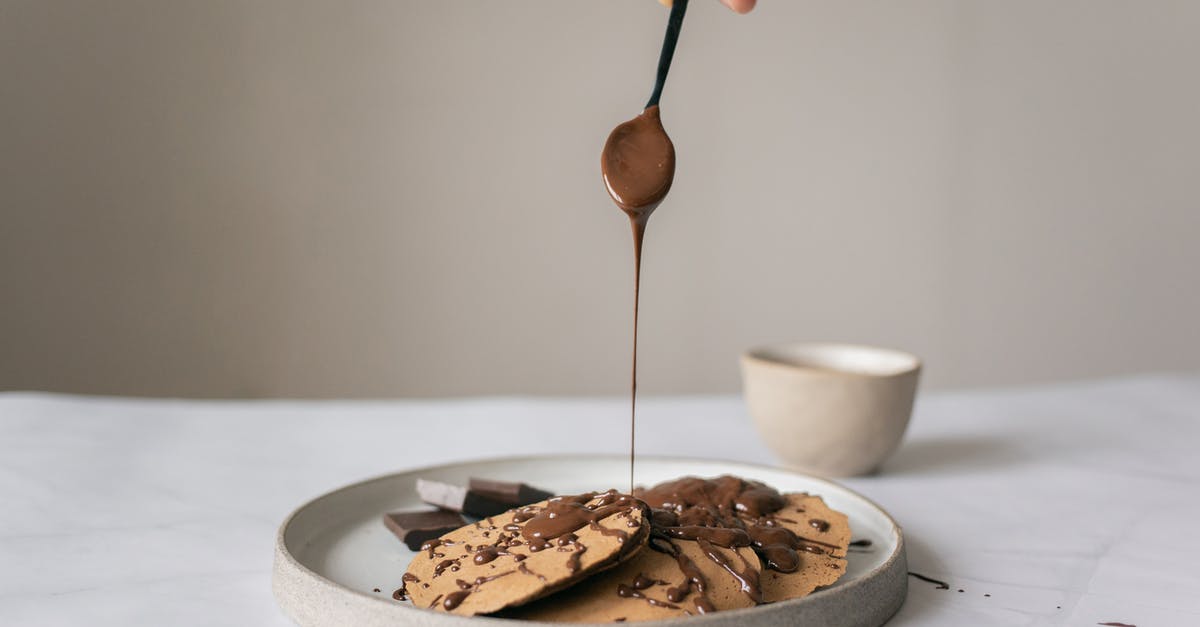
[720,0,757,14]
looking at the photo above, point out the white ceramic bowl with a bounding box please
[740,343,921,476]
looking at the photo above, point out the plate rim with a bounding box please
[273,453,907,626]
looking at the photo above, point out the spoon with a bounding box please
[599,0,690,495]
[600,0,688,219]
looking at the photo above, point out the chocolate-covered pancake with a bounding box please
[636,476,852,603]
[402,491,649,616]
[757,493,850,602]
[508,534,759,623]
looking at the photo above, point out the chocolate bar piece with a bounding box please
[383,510,467,551]
[416,479,513,517]
[469,478,554,506]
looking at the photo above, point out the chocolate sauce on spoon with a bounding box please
[601,0,688,493]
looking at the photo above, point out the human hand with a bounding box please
[659,0,757,14]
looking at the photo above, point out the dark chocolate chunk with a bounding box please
[383,510,468,551]
[468,478,554,507]
[416,479,513,517]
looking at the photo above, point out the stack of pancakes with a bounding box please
[402,475,851,622]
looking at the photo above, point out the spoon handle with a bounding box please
[645,0,689,109]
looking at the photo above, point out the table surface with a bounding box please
[2,374,1199,627]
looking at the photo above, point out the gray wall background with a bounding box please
[3,1,1198,398]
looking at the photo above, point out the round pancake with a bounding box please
[759,493,851,602]
[507,535,760,622]
[403,491,649,616]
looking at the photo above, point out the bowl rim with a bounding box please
[741,341,922,380]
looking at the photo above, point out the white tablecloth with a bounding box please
[2,375,1198,626]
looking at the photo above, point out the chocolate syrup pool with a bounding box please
[601,105,676,492]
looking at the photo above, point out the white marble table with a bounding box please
[2,375,1199,626]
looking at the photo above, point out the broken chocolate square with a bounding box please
[468,478,554,506]
[416,479,514,518]
[383,510,467,551]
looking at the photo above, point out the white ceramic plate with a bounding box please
[273,455,906,626]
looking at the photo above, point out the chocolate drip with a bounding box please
[662,525,751,549]
[471,546,508,565]
[565,542,588,573]
[648,536,718,614]
[601,105,676,494]
[420,538,444,560]
[589,520,631,543]
[849,539,873,547]
[746,525,801,573]
[907,571,950,590]
[442,589,471,611]
[632,573,667,590]
[520,491,640,542]
[517,562,547,582]
[617,583,682,610]
[433,559,458,578]
[392,587,407,601]
[439,571,514,612]
[696,537,762,604]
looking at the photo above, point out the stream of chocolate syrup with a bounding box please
[601,105,676,493]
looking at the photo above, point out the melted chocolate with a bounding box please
[745,525,802,572]
[907,571,951,590]
[517,562,546,582]
[565,542,588,574]
[639,476,784,519]
[602,106,675,215]
[439,571,514,611]
[617,583,682,610]
[631,573,666,590]
[442,589,471,611]
[433,559,458,578]
[471,546,506,565]
[601,105,676,493]
[849,539,873,547]
[419,538,443,560]
[662,525,751,548]
[697,537,762,604]
[515,492,641,576]
[650,537,716,613]
[637,476,838,577]
[520,491,640,542]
